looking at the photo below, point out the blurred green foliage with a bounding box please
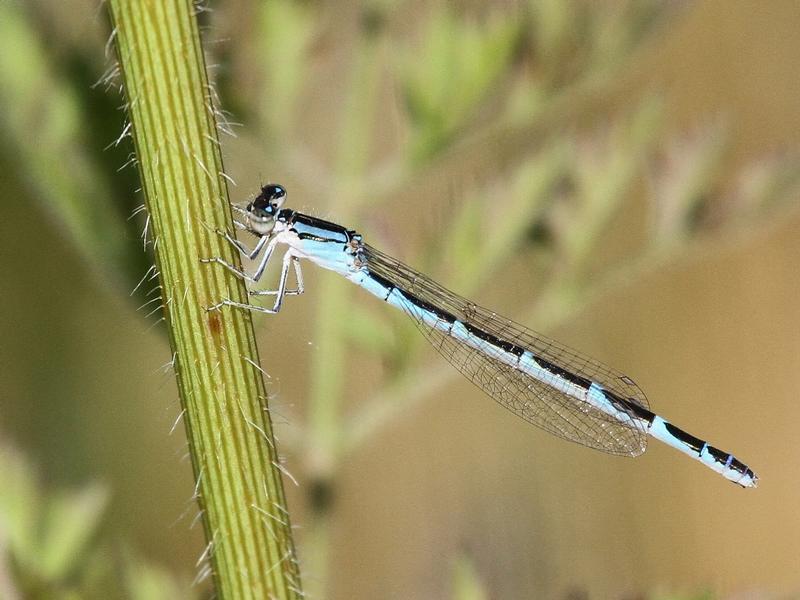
[1,0,797,598]
[450,553,489,600]
[0,445,108,597]
[0,446,193,600]
[0,2,148,294]
[402,6,519,162]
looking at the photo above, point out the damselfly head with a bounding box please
[245,183,287,235]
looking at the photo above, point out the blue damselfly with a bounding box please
[202,184,758,488]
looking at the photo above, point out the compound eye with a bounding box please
[250,193,271,212]
[248,183,286,219]
[265,183,287,208]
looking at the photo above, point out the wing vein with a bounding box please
[361,243,649,457]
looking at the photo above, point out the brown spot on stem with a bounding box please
[207,311,222,338]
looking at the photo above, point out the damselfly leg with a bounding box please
[250,258,304,297]
[203,225,302,313]
[224,228,269,260]
[208,250,297,314]
[200,235,276,283]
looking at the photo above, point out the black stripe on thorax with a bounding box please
[289,212,352,244]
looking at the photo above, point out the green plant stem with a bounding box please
[107,2,301,598]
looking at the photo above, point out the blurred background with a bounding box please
[1,1,799,598]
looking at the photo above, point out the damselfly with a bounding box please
[203,184,758,488]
